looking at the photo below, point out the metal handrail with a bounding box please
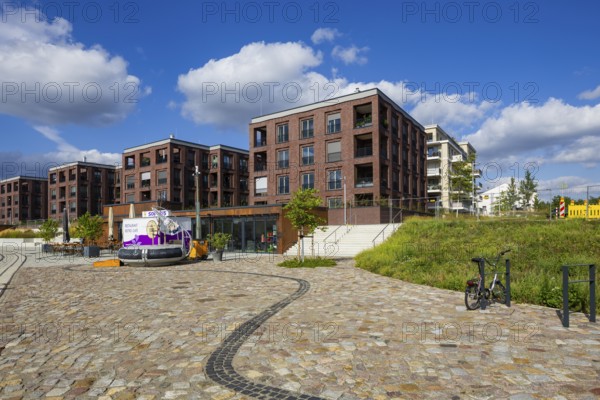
[323,224,352,244]
[323,225,342,243]
[372,224,390,247]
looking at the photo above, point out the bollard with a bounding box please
[479,259,487,310]
[505,258,511,307]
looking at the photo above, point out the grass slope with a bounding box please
[355,217,600,312]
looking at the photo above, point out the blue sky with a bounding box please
[1,0,600,199]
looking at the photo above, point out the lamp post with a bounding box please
[343,176,347,225]
[194,165,201,240]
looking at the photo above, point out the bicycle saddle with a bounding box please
[471,257,484,263]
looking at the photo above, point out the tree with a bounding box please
[450,153,476,216]
[505,177,520,210]
[283,188,326,261]
[73,212,104,245]
[518,170,538,210]
[39,219,59,243]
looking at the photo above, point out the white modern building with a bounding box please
[479,183,537,215]
[425,125,480,213]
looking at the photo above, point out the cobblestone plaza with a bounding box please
[0,250,599,399]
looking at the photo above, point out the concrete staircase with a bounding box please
[284,223,400,258]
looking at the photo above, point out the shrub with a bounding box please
[278,257,336,268]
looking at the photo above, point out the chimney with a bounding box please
[83,156,87,162]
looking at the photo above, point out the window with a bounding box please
[70,186,76,197]
[327,169,342,190]
[126,175,135,190]
[211,155,219,169]
[157,190,167,201]
[327,113,341,134]
[239,158,248,173]
[125,156,135,169]
[156,148,168,164]
[141,172,151,188]
[69,201,76,213]
[278,176,290,194]
[326,141,341,162]
[157,170,167,185]
[255,177,268,195]
[301,172,314,189]
[223,154,233,170]
[302,145,314,165]
[277,124,289,143]
[51,203,57,214]
[328,197,343,208]
[51,189,57,200]
[277,149,289,168]
[125,193,135,203]
[301,119,314,138]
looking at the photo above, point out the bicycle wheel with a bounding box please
[491,281,506,304]
[465,285,481,310]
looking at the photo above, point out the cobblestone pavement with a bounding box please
[0,250,599,399]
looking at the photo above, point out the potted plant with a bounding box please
[73,212,103,257]
[208,232,231,262]
[39,219,59,253]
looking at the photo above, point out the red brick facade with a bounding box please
[248,89,427,212]
[0,176,48,224]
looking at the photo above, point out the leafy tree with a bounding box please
[505,177,520,210]
[283,188,326,261]
[518,170,538,210]
[450,153,476,216]
[73,212,104,245]
[39,219,59,243]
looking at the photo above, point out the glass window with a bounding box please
[302,146,314,165]
[327,169,342,190]
[255,177,268,195]
[278,176,289,194]
[328,197,343,208]
[125,193,135,203]
[327,141,341,162]
[301,119,314,139]
[126,175,135,190]
[211,155,219,169]
[157,170,167,185]
[277,124,289,143]
[277,149,289,168]
[301,173,314,190]
[327,113,341,134]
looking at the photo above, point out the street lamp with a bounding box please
[194,165,202,240]
[343,176,347,225]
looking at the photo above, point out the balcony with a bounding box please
[427,184,442,192]
[356,147,373,157]
[355,177,373,188]
[156,155,168,164]
[428,150,441,158]
[427,168,441,176]
[141,179,151,188]
[126,183,135,190]
[254,164,267,172]
[141,158,151,167]
[451,155,463,162]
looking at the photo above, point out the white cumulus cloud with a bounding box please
[0,8,149,126]
[332,45,369,65]
[311,28,341,44]
[578,84,600,100]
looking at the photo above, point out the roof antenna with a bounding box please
[355,88,360,93]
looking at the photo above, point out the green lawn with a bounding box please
[355,217,600,313]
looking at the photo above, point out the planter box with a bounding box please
[42,244,53,253]
[212,250,224,262]
[84,246,100,258]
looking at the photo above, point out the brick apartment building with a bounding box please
[122,136,249,209]
[248,88,428,221]
[0,176,48,225]
[48,162,121,219]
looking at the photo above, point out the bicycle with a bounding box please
[465,249,511,310]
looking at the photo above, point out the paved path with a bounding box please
[0,250,599,399]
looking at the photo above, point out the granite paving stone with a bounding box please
[0,251,598,399]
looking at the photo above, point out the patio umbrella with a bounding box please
[129,203,135,218]
[108,207,114,240]
[62,208,70,243]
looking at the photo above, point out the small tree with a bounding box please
[505,177,520,211]
[39,219,59,243]
[518,170,538,210]
[450,153,476,216]
[73,212,104,245]
[283,188,326,261]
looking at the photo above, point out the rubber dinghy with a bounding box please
[117,207,192,267]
